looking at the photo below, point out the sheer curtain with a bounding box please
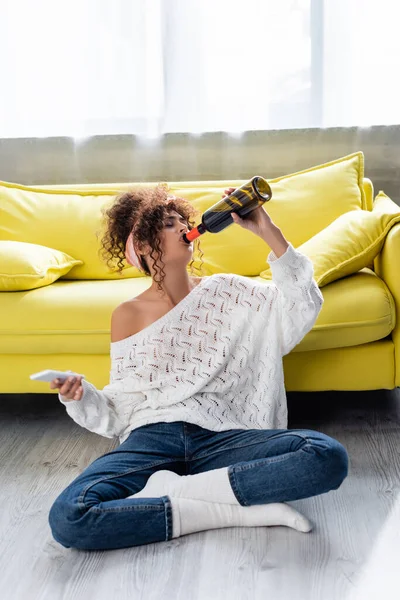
[1,0,399,138]
[323,0,400,127]
[0,0,164,138]
[162,0,313,133]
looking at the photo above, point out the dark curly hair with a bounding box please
[98,184,204,291]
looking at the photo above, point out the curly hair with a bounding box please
[98,184,204,292]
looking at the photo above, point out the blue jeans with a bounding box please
[48,421,348,551]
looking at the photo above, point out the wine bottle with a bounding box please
[182,176,272,244]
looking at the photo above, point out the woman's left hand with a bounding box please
[222,187,273,238]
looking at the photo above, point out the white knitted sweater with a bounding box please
[59,243,323,444]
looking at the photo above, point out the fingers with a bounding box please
[51,375,83,401]
[60,376,81,399]
[222,187,236,197]
[71,382,83,401]
[58,377,72,396]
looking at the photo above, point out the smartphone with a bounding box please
[30,370,84,383]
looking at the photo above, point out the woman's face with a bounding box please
[143,210,194,271]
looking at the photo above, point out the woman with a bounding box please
[48,185,348,551]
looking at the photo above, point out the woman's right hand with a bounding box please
[50,375,84,401]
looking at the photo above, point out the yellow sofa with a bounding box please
[1,152,399,394]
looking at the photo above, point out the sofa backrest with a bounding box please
[0,152,369,278]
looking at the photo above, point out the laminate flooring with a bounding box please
[1,389,399,600]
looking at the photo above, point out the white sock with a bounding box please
[127,469,312,537]
[128,468,239,504]
[170,497,312,538]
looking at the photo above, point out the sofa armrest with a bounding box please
[374,221,400,386]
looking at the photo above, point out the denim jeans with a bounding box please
[48,421,348,551]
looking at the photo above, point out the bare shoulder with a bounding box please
[111,277,207,343]
[111,297,146,342]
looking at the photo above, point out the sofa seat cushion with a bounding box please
[0,268,394,355]
[254,268,395,352]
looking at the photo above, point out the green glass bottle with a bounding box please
[182,176,272,243]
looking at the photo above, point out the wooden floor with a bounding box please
[1,388,400,600]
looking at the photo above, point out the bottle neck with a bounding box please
[182,222,206,243]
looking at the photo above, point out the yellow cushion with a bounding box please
[0,152,366,279]
[0,180,142,280]
[255,269,395,352]
[169,152,366,276]
[283,342,394,392]
[260,191,400,286]
[0,241,82,291]
[0,277,152,353]
[0,267,394,355]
